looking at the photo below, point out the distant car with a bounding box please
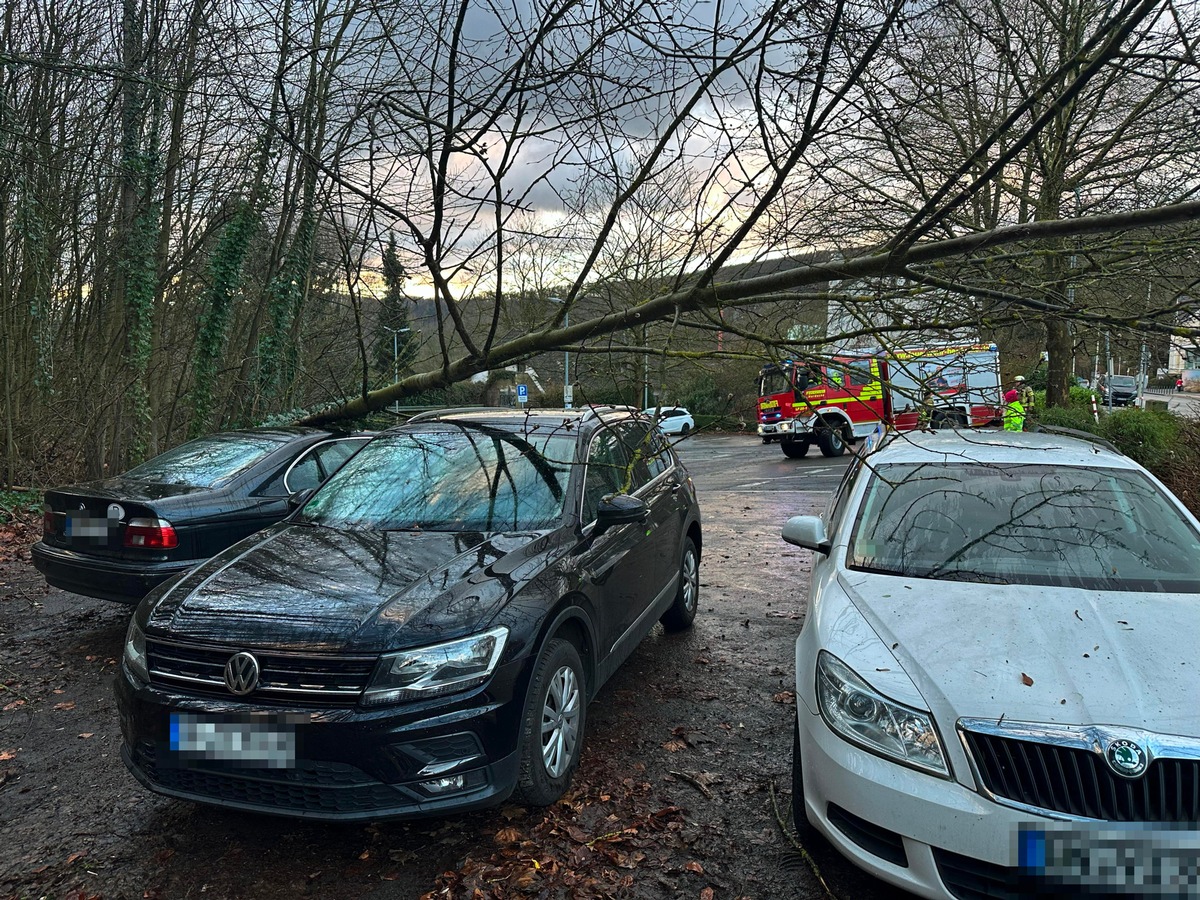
[116,407,702,821]
[1099,374,1138,406]
[784,429,1200,899]
[644,406,695,435]
[32,428,371,603]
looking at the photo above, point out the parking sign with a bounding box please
[517,384,528,404]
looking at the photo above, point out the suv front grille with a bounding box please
[133,742,400,814]
[963,729,1200,821]
[147,638,376,705]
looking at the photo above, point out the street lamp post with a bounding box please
[381,325,411,412]
[548,297,570,408]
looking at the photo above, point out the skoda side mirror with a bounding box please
[594,494,649,536]
[782,515,831,555]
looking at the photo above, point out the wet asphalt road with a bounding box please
[673,434,851,495]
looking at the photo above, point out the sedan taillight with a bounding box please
[124,518,178,549]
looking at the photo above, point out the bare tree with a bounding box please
[822,0,1200,402]
[2,0,1200,484]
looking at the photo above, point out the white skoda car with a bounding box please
[785,429,1200,899]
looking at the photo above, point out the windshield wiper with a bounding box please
[924,568,1011,584]
[847,562,909,577]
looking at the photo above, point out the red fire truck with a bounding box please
[757,342,1003,457]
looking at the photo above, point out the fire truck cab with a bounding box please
[757,342,1002,458]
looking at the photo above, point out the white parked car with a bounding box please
[784,429,1200,899]
[644,406,694,436]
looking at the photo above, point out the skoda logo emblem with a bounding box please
[1105,738,1148,778]
[224,652,261,695]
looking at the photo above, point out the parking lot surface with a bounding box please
[1,433,891,900]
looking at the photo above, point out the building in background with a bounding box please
[1168,312,1200,392]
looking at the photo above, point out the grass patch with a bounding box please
[0,489,41,525]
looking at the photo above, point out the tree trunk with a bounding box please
[1045,318,1073,407]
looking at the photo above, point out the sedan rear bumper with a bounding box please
[31,541,201,604]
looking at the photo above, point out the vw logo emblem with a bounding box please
[1105,738,1148,778]
[224,652,261,695]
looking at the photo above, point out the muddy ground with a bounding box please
[0,435,887,900]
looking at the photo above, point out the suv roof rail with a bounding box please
[1027,424,1121,455]
[405,406,496,424]
[578,404,640,425]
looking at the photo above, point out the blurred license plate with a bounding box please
[1019,825,1200,894]
[169,713,295,768]
[65,513,110,539]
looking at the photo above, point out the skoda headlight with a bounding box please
[363,627,508,706]
[816,650,948,776]
[123,617,149,683]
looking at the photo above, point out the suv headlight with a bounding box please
[124,618,149,683]
[362,627,508,706]
[816,650,948,776]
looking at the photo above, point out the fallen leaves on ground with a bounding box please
[1020,673,1034,687]
[421,751,691,899]
[0,511,40,564]
[495,827,522,846]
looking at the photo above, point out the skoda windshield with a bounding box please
[296,425,576,532]
[849,463,1200,591]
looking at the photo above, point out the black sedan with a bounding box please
[33,428,371,603]
[116,407,702,820]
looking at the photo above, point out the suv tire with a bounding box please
[660,537,699,631]
[514,638,586,806]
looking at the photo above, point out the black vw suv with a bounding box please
[116,407,701,820]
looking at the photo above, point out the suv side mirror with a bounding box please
[287,488,315,512]
[782,515,831,554]
[594,494,648,536]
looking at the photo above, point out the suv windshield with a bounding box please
[849,463,1200,591]
[1109,376,1136,388]
[122,433,290,488]
[297,425,576,532]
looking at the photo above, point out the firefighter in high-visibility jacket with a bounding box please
[1003,389,1026,432]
